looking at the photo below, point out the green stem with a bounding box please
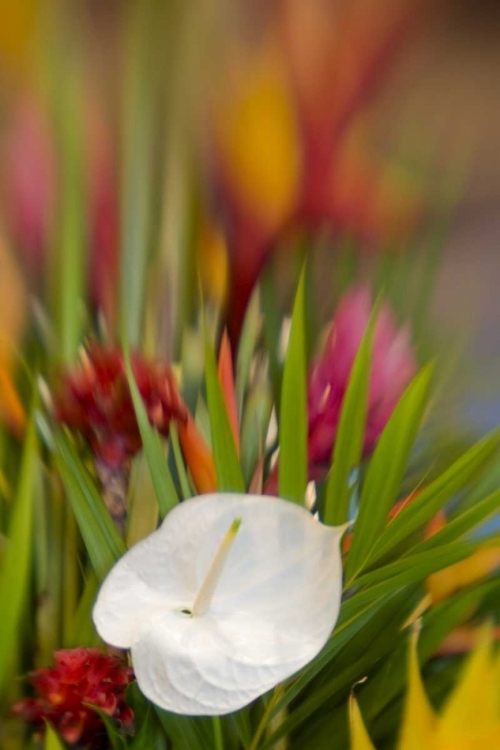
[248,687,284,750]
[213,716,224,750]
[62,505,79,645]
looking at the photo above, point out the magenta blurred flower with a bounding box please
[2,93,119,328]
[12,648,134,748]
[307,285,416,466]
[2,95,56,276]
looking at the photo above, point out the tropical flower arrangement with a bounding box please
[0,1,498,749]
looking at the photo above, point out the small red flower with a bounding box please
[12,648,134,748]
[54,346,187,468]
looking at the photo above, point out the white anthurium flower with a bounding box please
[93,493,345,716]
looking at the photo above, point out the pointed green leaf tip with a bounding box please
[44,721,65,750]
[323,301,379,526]
[205,338,245,492]
[279,265,308,504]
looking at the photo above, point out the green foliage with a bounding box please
[260,268,284,414]
[169,424,194,499]
[415,487,500,553]
[363,430,500,567]
[323,305,376,526]
[0,412,38,700]
[85,706,128,750]
[345,364,433,581]
[44,722,66,750]
[247,389,499,748]
[68,572,101,647]
[53,67,87,365]
[120,0,156,347]
[205,340,245,492]
[156,707,215,750]
[8,309,500,750]
[125,354,179,517]
[279,268,307,504]
[54,429,125,580]
[261,589,420,748]
[240,382,273,487]
[229,708,253,750]
[126,452,160,546]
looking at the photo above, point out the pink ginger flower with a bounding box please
[2,95,56,277]
[2,93,119,329]
[307,285,416,466]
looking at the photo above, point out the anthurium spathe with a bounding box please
[93,493,345,716]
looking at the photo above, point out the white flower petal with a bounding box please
[131,614,306,715]
[93,493,345,714]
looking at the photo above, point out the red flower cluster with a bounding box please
[54,346,187,467]
[12,648,134,747]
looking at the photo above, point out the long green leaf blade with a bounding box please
[229,708,253,750]
[85,706,127,750]
[410,487,500,555]
[323,307,376,525]
[125,355,179,518]
[365,430,500,565]
[279,268,307,504]
[261,268,284,414]
[127,452,160,546]
[346,364,433,581]
[272,588,412,718]
[350,539,479,592]
[129,705,158,749]
[45,722,66,750]
[0,413,37,696]
[205,340,244,492]
[156,708,214,750]
[68,572,101,647]
[53,66,86,364]
[120,1,154,346]
[262,590,416,747]
[54,430,125,579]
[357,578,500,730]
[169,423,193,499]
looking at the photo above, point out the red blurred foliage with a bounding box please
[213,0,426,345]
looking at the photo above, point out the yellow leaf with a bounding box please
[426,546,500,604]
[349,693,376,750]
[397,632,436,750]
[44,721,64,750]
[435,626,500,749]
